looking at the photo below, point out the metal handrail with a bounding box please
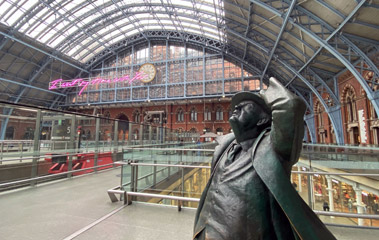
[0,150,113,162]
[291,171,379,177]
[120,147,215,152]
[121,190,379,221]
[126,191,200,202]
[116,161,211,169]
[0,163,118,188]
[314,210,379,220]
[303,143,379,151]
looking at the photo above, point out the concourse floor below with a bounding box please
[0,168,378,240]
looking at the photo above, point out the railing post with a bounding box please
[134,162,139,194]
[178,161,185,211]
[168,159,171,177]
[307,169,314,209]
[67,115,76,178]
[128,123,133,146]
[94,117,100,172]
[113,120,119,163]
[130,161,135,192]
[31,109,41,186]
[20,142,23,162]
[326,175,335,212]
[0,141,3,164]
[153,160,157,188]
[149,126,152,144]
[353,184,365,226]
[139,125,143,146]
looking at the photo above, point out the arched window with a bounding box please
[343,86,359,145]
[315,101,325,143]
[5,126,14,140]
[190,108,197,122]
[345,88,357,123]
[177,108,184,122]
[133,110,140,123]
[204,107,211,121]
[216,106,223,121]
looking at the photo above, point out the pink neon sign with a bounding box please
[49,71,148,95]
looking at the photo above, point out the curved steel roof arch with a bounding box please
[0,0,377,115]
[12,1,225,61]
[55,4,223,60]
[69,1,319,67]
[85,29,334,113]
[249,0,379,114]
[75,17,222,62]
[85,31,263,76]
[84,24,345,113]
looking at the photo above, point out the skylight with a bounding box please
[0,0,225,63]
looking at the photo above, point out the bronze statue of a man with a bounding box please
[193,77,335,240]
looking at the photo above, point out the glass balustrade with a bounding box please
[1,101,379,229]
[0,101,199,191]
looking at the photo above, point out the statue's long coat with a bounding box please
[193,78,336,240]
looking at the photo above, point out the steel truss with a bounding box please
[0,0,377,144]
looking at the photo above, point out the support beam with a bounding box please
[327,106,345,145]
[242,2,254,60]
[285,0,367,86]
[0,77,66,96]
[0,31,88,73]
[260,0,297,82]
[304,114,317,143]
[251,0,379,118]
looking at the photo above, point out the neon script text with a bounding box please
[49,72,148,95]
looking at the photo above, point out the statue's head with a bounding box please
[229,92,272,136]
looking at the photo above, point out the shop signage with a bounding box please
[48,71,148,95]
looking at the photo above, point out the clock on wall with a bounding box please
[139,63,157,83]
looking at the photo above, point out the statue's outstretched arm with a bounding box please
[260,77,306,163]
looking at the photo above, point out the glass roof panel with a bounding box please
[67,45,82,56]
[82,52,96,63]
[176,1,193,8]
[6,8,26,26]
[49,35,66,48]
[5,9,23,26]
[73,4,94,18]
[0,0,225,63]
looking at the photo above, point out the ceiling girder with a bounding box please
[260,0,297,81]
[250,0,379,116]
[0,31,88,73]
[0,76,65,96]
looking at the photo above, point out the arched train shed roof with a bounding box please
[0,0,378,113]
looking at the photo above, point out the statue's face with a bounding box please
[229,100,262,132]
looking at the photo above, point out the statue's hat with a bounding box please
[230,91,271,115]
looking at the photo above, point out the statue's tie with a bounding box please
[226,143,242,165]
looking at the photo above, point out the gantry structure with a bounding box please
[0,0,378,144]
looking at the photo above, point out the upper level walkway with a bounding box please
[0,167,378,240]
